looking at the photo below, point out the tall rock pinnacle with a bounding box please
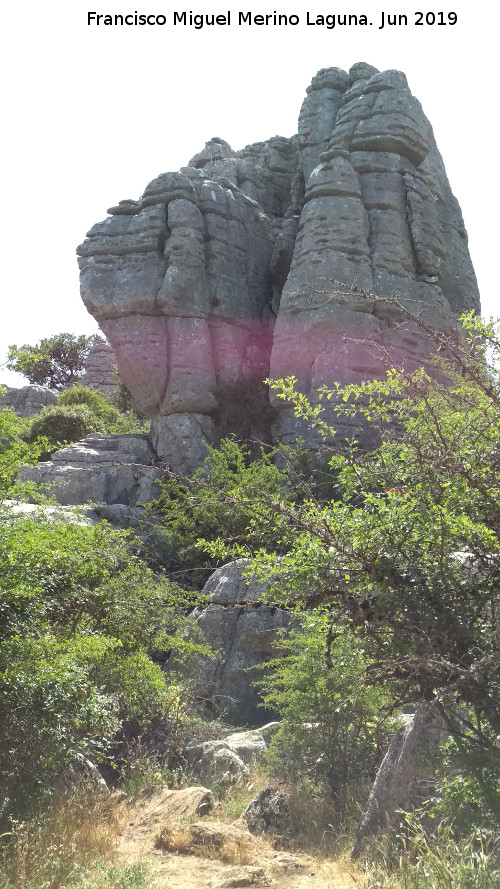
[78,63,479,473]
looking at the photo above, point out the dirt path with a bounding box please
[113,786,365,889]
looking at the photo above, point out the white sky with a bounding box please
[1,0,497,386]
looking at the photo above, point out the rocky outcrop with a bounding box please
[186,723,279,785]
[18,433,162,506]
[352,703,448,858]
[80,341,118,399]
[52,752,109,802]
[192,561,293,723]
[0,384,57,417]
[78,63,479,470]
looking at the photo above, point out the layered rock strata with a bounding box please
[80,341,118,399]
[78,63,479,469]
[18,433,162,506]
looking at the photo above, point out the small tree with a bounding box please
[200,313,500,826]
[7,333,104,391]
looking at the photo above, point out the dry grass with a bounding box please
[216,765,270,820]
[0,786,122,889]
[155,821,257,865]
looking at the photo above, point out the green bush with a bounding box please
[24,386,147,457]
[0,403,48,496]
[259,611,400,816]
[0,506,208,822]
[426,732,500,838]
[57,384,146,434]
[147,436,316,584]
[25,404,104,453]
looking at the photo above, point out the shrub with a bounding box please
[259,611,400,818]
[0,404,48,496]
[0,506,209,823]
[147,437,310,584]
[57,384,147,434]
[24,386,147,457]
[25,404,104,453]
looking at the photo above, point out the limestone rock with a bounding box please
[243,787,290,835]
[52,752,109,801]
[0,384,57,417]
[78,64,479,470]
[186,723,279,784]
[192,561,293,722]
[122,784,213,822]
[80,341,118,399]
[352,702,448,858]
[18,433,162,506]
[2,500,99,525]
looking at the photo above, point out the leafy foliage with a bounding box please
[199,313,500,825]
[7,334,104,391]
[24,385,147,456]
[25,403,105,453]
[147,437,298,584]
[430,733,500,836]
[259,611,399,814]
[0,400,48,497]
[57,383,147,433]
[0,507,207,821]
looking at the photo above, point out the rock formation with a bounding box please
[191,561,293,723]
[186,723,279,784]
[80,341,118,399]
[0,384,57,417]
[18,433,162,506]
[352,702,448,859]
[78,62,479,472]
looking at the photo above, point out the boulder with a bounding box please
[351,702,448,858]
[52,752,109,801]
[243,787,290,836]
[186,723,279,784]
[122,784,213,821]
[192,561,293,722]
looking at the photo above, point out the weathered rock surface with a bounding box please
[78,63,479,469]
[244,787,290,836]
[0,384,56,417]
[80,341,118,399]
[192,561,293,722]
[52,752,109,802]
[352,702,448,858]
[18,433,162,506]
[121,784,213,824]
[186,723,279,784]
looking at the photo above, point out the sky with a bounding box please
[1,0,497,386]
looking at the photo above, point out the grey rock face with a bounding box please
[244,787,290,835]
[78,64,479,470]
[352,703,448,858]
[80,342,118,399]
[18,433,162,506]
[186,723,279,785]
[52,752,109,802]
[0,384,57,417]
[192,561,293,723]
